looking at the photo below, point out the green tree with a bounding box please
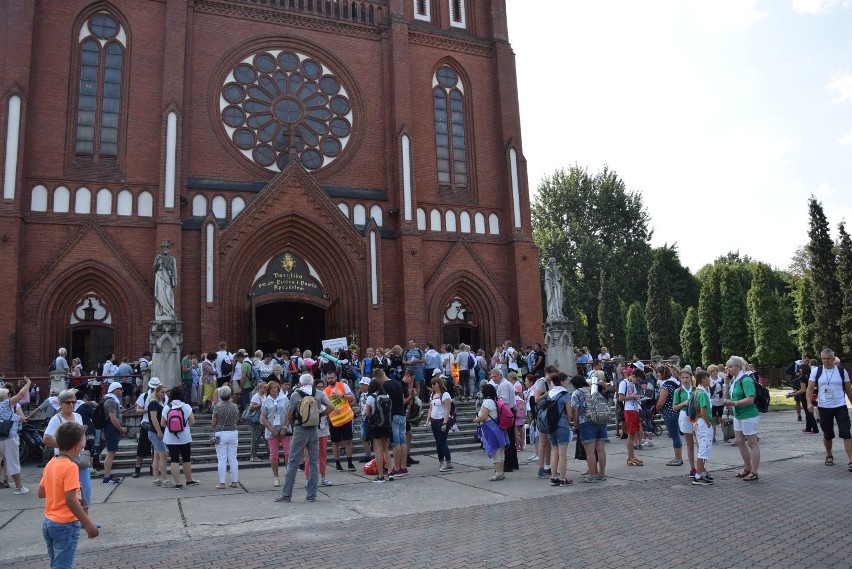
[794,274,817,356]
[680,306,702,368]
[532,165,652,353]
[597,272,624,354]
[747,264,794,365]
[654,244,700,309]
[836,223,852,356]
[625,302,650,359]
[719,264,750,358]
[645,256,678,356]
[670,299,685,341]
[698,265,722,366]
[807,196,842,354]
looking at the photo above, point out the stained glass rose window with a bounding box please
[219,50,353,172]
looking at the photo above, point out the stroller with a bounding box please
[639,388,663,436]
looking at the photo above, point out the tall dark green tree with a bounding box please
[645,256,678,356]
[670,300,685,341]
[680,307,702,368]
[794,274,817,356]
[653,244,701,309]
[836,223,852,357]
[532,165,652,353]
[807,196,842,354]
[747,264,794,365]
[597,272,624,354]
[719,264,750,358]
[698,266,722,366]
[625,302,650,358]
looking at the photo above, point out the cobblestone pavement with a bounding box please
[4,455,851,569]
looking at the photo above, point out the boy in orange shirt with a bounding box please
[39,422,99,569]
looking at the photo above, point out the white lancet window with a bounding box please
[337,203,350,219]
[353,204,366,225]
[3,95,22,200]
[206,223,214,303]
[445,210,457,233]
[370,230,379,305]
[401,134,412,221]
[414,0,431,21]
[488,213,499,235]
[116,190,132,216]
[211,195,226,219]
[75,187,91,214]
[137,191,153,217]
[370,205,383,227]
[430,208,441,231]
[192,194,207,216]
[96,188,112,215]
[53,186,70,213]
[232,196,246,217]
[474,212,485,234]
[417,208,427,231]
[30,185,48,212]
[449,0,466,28]
[460,211,471,233]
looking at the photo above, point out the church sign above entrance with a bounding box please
[253,252,325,299]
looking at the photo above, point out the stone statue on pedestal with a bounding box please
[544,257,564,322]
[542,257,576,376]
[153,241,177,320]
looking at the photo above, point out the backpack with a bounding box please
[812,366,849,406]
[341,362,355,381]
[368,393,392,428]
[48,359,57,373]
[165,404,187,435]
[536,391,568,434]
[495,399,515,430]
[220,358,233,378]
[467,353,476,371]
[251,363,261,385]
[585,390,613,425]
[407,396,425,426]
[294,392,320,427]
[92,401,108,429]
[686,392,699,422]
[746,374,770,413]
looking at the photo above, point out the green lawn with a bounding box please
[768,388,798,412]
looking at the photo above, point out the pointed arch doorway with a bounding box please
[442,298,480,349]
[254,301,325,355]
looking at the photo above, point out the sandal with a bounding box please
[488,473,505,481]
[550,477,561,486]
[249,457,262,463]
[627,458,644,466]
[216,483,226,489]
[559,478,573,486]
[848,462,852,472]
[735,470,751,478]
[825,456,834,466]
[743,473,759,481]
[580,475,598,483]
[229,482,240,488]
[666,459,684,467]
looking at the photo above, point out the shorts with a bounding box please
[147,429,166,453]
[694,421,713,461]
[391,415,406,447]
[167,443,191,464]
[678,412,695,435]
[414,371,424,383]
[711,405,724,418]
[360,419,371,441]
[216,377,231,388]
[136,425,152,458]
[579,422,609,445]
[623,410,640,434]
[733,416,759,437]
[818,406,852,440]
[370,426,391,440]
[104,424,121,453]
[547,426,573,446]
[329,421,353,443]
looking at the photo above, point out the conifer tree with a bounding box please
[625,301,650,359]
[807,197,842,354]
[719,264,749,358]
[645,256,678,356]
[680,307,702,368]
[597,272,623,354]
[698,266,722,365]
[795,274,817,356]
[747,264,794,365]
[836,223,852,357]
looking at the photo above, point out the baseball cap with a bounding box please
[359,377,371,386]
[107,382,123,393]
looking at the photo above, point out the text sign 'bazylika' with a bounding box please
[253,252,324,299]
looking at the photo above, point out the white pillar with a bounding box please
[509,148,521,230]
[370,230,378,305]
[3,95,22,200]
[164,112,177,209]
[401,134,412,222]
[206,223,214,303]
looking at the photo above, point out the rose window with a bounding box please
[219,50,353,172]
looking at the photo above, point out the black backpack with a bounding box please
[536,391,568,434]
[743,373,770,413]
[368,394,392,428]
[92,402,108,429]
[220,358,233,377]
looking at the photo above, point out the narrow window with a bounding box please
[433,66,468,189]
[414,0,431,20]
[449,0,466,27]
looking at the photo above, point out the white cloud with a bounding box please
[826,70,852,104]
[839,131,852,145]
[792,0,851,14]
[689,0,768,30]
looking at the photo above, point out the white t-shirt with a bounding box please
[45,413,82,456]
[135,392,169,425]
[809,366,850,409]
[618,379,639,412]
[505,347,519,371]
[430,392,452,420]
[250,393,265,406]
[481,399,498,421]
[455,351,471,371]
[533,377,548,397]
[709,376,725,406]
[598,352,611,361]
[161,401,193,445]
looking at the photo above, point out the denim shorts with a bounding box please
[579,422,609,444]
[547,426,573,446]
[391,415,406,447]
[360,419,370,441]
[147,429,166,452]
[42,518,81,569]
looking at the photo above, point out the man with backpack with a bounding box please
[378,369,408,478]
[276,374,335,503]
[215,341,233,388]
[101,382,126,484]
[806,349,852,471]
[489,369,519,472]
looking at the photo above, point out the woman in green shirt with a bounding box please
[723,356,760,481]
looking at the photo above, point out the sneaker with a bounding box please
[633,445,643,450]
[397,468,409,476]
[347,462,356,472]
[537,468,550,479]
[528,453,539,462]
[321,478,333,486]
[162,480,175,488]
[273,478,280,487]
[298,463,305,471]
[13,486,30,495]
[406,457,420,465]
[335,461,343,471]
[306,496,316,502]
[152,479,162,486]
[186,480,200,486]
[438,464,453,473]
[89,469,102,477]
[132,471,141,479]
[274,495,291,503]
[550,477,561,486]
[692,476,714,486]
[704,473,714,482]
[643,441,654,448]
[372,476,385,483]
[103,477,122,485]
[620,433,628,439]
[389,470,401,480]
[666,459,684,467]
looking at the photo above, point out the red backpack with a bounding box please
[495,400,515,430]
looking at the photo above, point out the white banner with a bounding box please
[321,337,348,353]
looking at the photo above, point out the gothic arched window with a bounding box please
[433,65,468,189]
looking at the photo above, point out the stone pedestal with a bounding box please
[543,318,577,377]
[49,370,67,395]
[149,320,183,389]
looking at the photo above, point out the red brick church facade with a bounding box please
[0,0,542,373]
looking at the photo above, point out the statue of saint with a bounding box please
[544,257,564,321]
[153,241,177,320]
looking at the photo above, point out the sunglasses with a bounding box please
[63,400,77,405]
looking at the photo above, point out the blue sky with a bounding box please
[507,0,852,271]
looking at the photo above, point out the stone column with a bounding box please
[49,370,67,396]
[149,320,183,389]
[543,318,577,377]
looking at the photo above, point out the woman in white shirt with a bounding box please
[247,382,267,462]
[261,380,290,487]
[160,385,197,489]
[429,370,454,473]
